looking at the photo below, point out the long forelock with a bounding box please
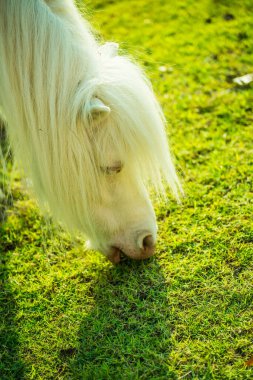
[94,56,182,199]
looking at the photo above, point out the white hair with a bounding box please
[0,0,182,257]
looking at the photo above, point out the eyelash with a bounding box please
[100,163,123,175]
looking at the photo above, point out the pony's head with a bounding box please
[42,43,181,263]
[0,0,181,263]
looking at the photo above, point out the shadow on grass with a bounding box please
[0,121,24,379]
[0,119,12,224]
[0,247,26,379]
[67,259,174,379]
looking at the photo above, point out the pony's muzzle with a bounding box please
[107,232,156,264]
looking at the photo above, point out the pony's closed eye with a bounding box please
[101,161,123,175]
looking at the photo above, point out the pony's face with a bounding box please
[66,50,182,263]
[87,158,158,263]
[88,177,157,263]
[73,97,157,263]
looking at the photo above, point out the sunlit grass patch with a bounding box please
[1,0,253,379]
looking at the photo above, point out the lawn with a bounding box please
[1,0,253,379]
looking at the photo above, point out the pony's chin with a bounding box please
[107,247,122,264]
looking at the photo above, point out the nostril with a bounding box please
[137,232,156,253]
[142,234,155,257]
[143,235,154,250]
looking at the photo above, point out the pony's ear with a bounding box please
[88,97,111,122]
[99,42,119,58]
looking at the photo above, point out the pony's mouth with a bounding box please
[107,246,127,264]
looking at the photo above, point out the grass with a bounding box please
[1,0,253,378]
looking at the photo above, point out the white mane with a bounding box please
[0,0,181,253]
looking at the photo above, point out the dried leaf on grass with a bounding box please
[245,357,253,367]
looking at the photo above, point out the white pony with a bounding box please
[0,0,181,263]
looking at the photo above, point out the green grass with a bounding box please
[1,0,253,378]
